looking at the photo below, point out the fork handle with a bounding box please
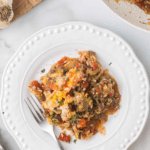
[46,129,64,150]
[55,139,64,150]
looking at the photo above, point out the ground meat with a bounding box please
[43,110,50,117]
[55,114,62,122]
[29,50,121,140]
[68,103,76,111]
[75,86,82,92]
[59,66,68,75]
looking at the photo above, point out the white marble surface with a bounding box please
[0,0,150,150]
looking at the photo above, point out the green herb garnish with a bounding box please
[57,99,64,105]
[60,100,64,105]
[108,100,112,103]
[71,91,74,95]
[73,139,77,143]
[76,112,82,115]
[54,107,57,110]
[66,77,69,81]
[87,94,89,98]
[41,69,45,73]
[79,132,81,139]
[51,113,56,119]
[52,120,56,123]
[72,116,76,123]
[71,101,75,105]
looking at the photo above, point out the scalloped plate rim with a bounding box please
[0,22,149,150]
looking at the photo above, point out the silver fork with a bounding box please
[25,95,64,150]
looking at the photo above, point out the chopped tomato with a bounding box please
[96,88,101,94]
[136,0,140,2]
[31,81,39,87]
[58,133,70,143]
[48,84,58,90]
[92,62,98,70]
[73,79,79,84]
[57,56,68,66]
[100,82,105,87]
[64,87,71,94]
[109,93,113,97]
[110,105,113,109]
[83,82,89,88]
[76,62,80,68]
[62,80,67,87]
[41,84,45,90]
[80,118,86,128]
[68,71,74,79]
[79,74,84,80]
[82,133,87,139]
[67,95,72,99]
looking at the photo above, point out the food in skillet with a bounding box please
[28,51,121,142]
[117,0,150,14]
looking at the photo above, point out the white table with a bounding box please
[0,0,150,149]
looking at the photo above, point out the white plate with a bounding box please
[102,0,150,32]
[0,22,149,150]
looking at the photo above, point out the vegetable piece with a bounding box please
[92,62,98,70]
[73,139,77,143]
[83,82,89,88]
[41,84,45,90]
[52,120,56,123]
[41,69,45,73]
[51,113,56,119]
[62,79,67,87]
[110,105,113,109]
[64,87,71,94]
[100,82,105,87]
[73,79,79,84]
[76,62,80,68]
[80,118,86,128]
[31,81,39,87]
[76,112,82,115]
[72,116,76,123]
[109,93,113,97]
[82,133,87,139]
[87,94,89,98]
[58,133,71,143]
[70,90,74,96]
[79,132,81,139]
[57,56,68,66]
[57,99,64,105]
[96,88,101,94]
[68,71,74,79]
[67,95,72,99]
[48,84,58,90]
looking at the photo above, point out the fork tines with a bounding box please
[25,95,45,123]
